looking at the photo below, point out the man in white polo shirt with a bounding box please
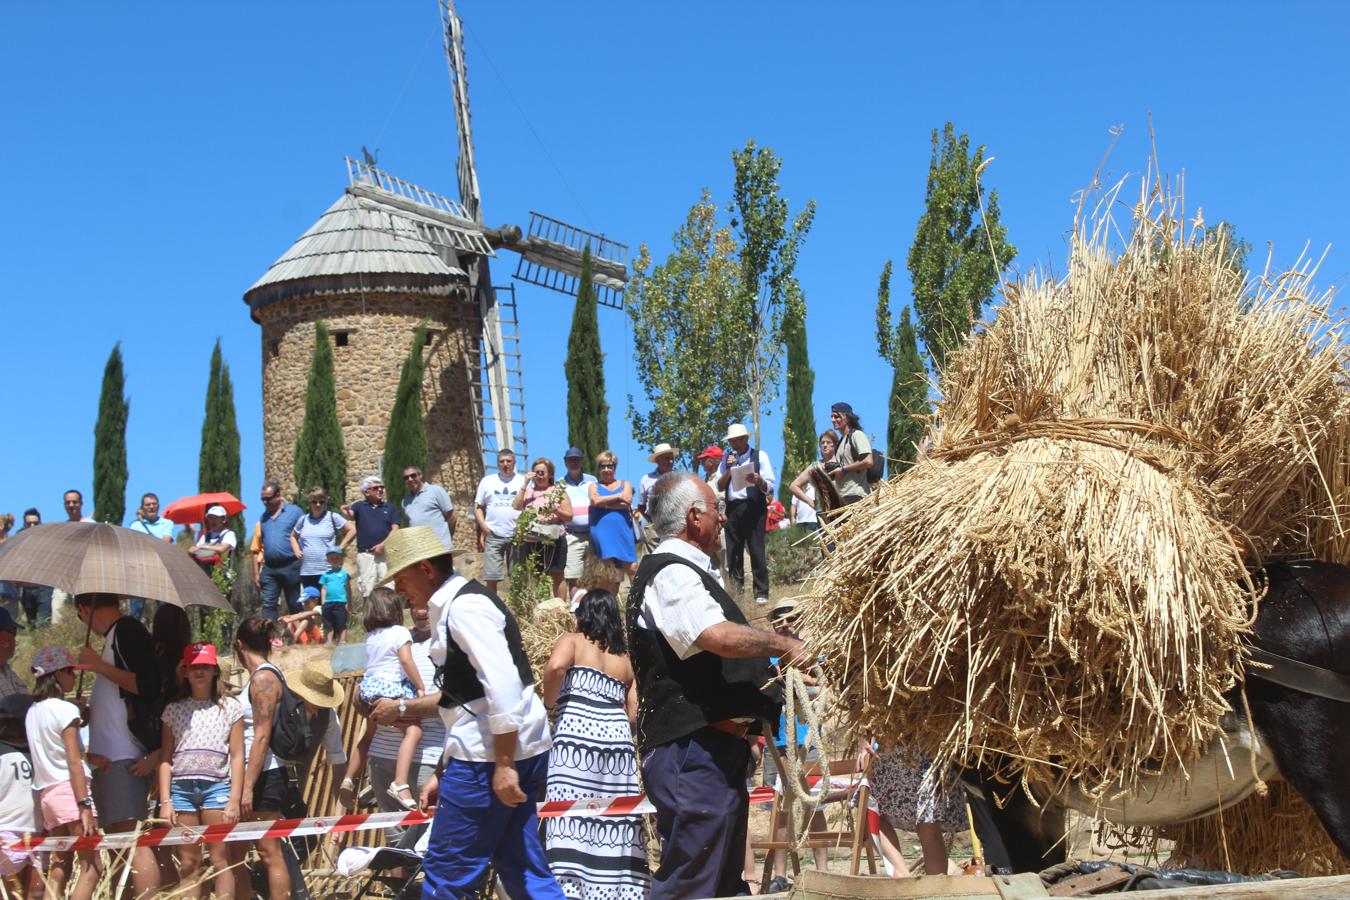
[558,447,596,592]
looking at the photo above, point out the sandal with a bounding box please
[387,783,417,811]
[338,778,356,809]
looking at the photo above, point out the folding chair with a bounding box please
[751,746,876,893]
[352,846,424,900]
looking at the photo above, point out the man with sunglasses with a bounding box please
[255,482,305,622]
[344,475,400,603]
[400,465,456,551]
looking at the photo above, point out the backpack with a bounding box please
[262,665,317,761]
[844,431,886,484]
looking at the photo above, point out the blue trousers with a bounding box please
[258,559,302,621]
[642,727,752,899]
[421,753,563,899]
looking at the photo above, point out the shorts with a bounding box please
[40,780,95,831]
[322,602,348,634]
[0,831,29,875]
[482,532,517,582]
[250,766,290,814]
[90,759,148,828]
[523,535,565,575]
[356,551,387,600]
[360,674,417,704]
[563,531,590,580]
[171,777,232,813]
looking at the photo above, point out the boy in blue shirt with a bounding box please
[317,545,351,644]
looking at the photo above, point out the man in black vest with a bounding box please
[368,526,563,900]
[628,472,811,899]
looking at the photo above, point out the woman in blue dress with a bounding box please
[587,450,637,594]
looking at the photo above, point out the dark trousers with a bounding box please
[421,753,562,899]
[724,496,769,599]
[642,727,752,899]
[259,559,302,620]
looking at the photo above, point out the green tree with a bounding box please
[1203,221,1252,278]
[383,325,430,512]
[729,140,815,446]
[565,247,609,464]
[198,339,246,618]
[779,285,816,503]
[293,321,348,503]
[92,343,129,524]
[907,123,1016,374]
[876,262,929,476]
[627,191,748,467]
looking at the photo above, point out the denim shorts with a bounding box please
[170,777,232,812]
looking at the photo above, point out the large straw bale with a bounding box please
[802,184,1350,798]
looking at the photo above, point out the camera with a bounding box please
[823,461,841,473]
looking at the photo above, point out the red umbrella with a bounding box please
[163,492,247,525]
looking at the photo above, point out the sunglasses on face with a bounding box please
[403,474,420,481]
[599,463,616,469]
[311,500,327,506]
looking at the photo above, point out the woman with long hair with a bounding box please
[541,589,649,898]
[228,616,291,898]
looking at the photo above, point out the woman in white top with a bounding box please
[192,505,237,577]
[26,647,101,900]
[788,429,842,526]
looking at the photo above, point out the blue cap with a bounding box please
[325,544,345,556]
[0,608,21,632]
[563,447,584,459]
[303,586,321,600]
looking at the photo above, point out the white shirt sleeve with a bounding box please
[759,451,777,497]
[643,565,727,660]
[322,710,347,765]
[446,594,531,734]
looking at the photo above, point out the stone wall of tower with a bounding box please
[256,289,484,512]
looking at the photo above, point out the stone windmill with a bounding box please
[243,0,627,508]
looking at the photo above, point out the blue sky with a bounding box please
[2,2,1347,531]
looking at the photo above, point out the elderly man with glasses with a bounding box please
[342,475,400,604]
[400,465,456,551]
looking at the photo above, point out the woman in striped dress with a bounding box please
[542,589,650,899]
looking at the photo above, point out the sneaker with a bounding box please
[756,596,769,605]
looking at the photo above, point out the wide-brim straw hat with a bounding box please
[724,423,751,442]
[376,526,449,588]
[647,442,679,463]
[288,659,344,709]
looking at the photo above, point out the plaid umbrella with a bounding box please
[0,521,231,610]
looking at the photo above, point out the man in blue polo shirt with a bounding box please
[342,474,400,604]
[126,492,175,621]
[255,481,305,621]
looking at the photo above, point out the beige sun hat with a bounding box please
[647,442,679,463]
[375,526,450,588]
[287,659,345,709]
[724,423,751,442]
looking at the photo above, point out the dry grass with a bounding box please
[801,179,1350,826]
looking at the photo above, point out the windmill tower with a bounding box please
[243,0,627,508]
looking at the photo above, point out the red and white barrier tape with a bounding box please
[0,775,853,852]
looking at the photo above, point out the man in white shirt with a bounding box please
[716,423,777,605]
[559,447,597,592]
[473,449,527,594]
[370,527,561,900]
[635,443,677,556]
[628,472,808,899]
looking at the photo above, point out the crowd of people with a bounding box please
[0,401,975,898]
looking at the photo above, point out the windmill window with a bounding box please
[332,329,353,348]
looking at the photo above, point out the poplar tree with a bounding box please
[907,123,1016,373]
[779,288,816,503]
[876,262,929,476]
[565,247,609,464]
[382,325,430,512]
[92,343,129,524]
[293,321,348,503]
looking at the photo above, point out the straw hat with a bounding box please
[770,597,799,620]
[287,659,345,709]
[647,443,679,463]
[724,423,751,442]
[376,526,450,587]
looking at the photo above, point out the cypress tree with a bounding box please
[198,340,241,499]
[876,262,930,476]
[565,247,609,464]
[907,123,1016,373]
[293,321,347,503]
[383,325,430,512]
[92,343,129,524]
[779,286,816,503]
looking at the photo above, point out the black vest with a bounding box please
[626,552,782,752]
[435,579,534,710]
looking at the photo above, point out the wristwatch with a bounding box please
[77,797,94,809]
[398,698,407,715]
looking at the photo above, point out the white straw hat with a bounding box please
[647,443,679,463]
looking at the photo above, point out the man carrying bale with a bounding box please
[627,472,811,899]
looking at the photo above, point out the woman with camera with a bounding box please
[789,428,843,523]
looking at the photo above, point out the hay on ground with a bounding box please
[522,598,576,687]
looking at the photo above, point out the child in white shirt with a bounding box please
[357,591,425,810]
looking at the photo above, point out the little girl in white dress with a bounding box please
[359,591,426,809]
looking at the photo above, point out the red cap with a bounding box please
[696,445,724,460]
[181,642,218,667]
